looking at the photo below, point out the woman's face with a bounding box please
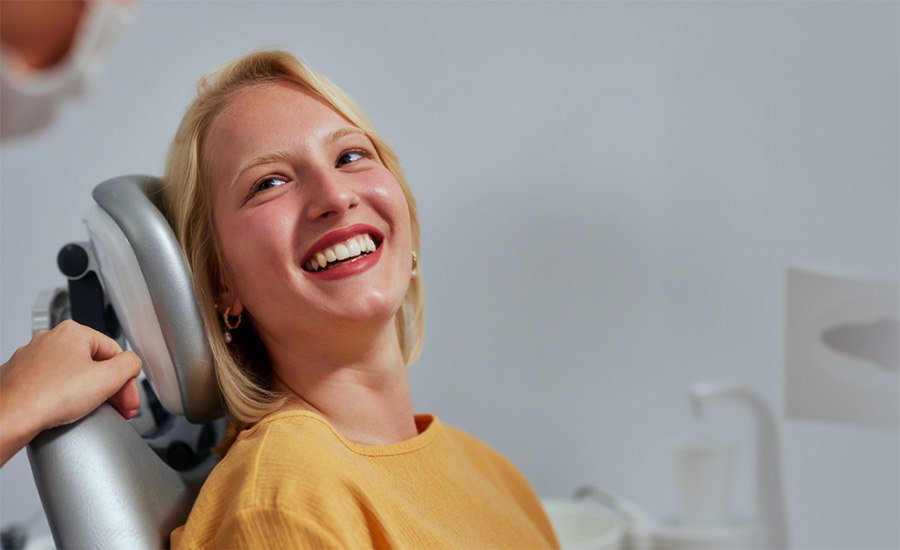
[204,81,413,350]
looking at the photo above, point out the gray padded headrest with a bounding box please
[88,175,221,422]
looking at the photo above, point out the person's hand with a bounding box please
[0,320,142,466]
[0,1,87,71]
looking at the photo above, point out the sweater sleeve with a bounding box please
[213,506,345,549]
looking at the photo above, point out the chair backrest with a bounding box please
[28,175,222,549]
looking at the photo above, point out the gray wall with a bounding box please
[1,2,897,548]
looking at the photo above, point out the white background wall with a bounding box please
[1,2,897,548]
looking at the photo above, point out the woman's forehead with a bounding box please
[208,81,325,138]
[201,82,352,171]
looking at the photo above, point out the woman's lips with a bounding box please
[301,224,384,277]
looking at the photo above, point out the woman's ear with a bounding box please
[216,285,243,316]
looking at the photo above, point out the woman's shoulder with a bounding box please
[438,422,536,488]
[234,410,351,461]
[440,422,512,462]
[201,411,355,503]
[235,409,347,450]
[172,411,370,549]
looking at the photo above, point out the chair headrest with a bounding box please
[85,175,222,423]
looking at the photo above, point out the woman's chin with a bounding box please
[335,293,404,326]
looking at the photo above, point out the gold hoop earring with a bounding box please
[223,306,242,344]
[411,251,418,278]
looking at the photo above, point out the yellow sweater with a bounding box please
[171,411,559,549]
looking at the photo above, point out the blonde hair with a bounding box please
[162,50,424,449]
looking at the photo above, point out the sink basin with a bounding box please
[541,498,625,550]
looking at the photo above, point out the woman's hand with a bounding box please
[0,320,142,466]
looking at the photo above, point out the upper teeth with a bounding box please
[304,234,377,272]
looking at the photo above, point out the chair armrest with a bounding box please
[28,405,197,549]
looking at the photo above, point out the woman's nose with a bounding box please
[303,169,359,220]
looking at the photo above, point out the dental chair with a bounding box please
[27,175,223,549]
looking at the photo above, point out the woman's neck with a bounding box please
[266,322,418,445]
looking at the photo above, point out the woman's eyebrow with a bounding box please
[327,126,366,143]
[231,150,291,188]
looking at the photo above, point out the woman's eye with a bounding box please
[249,176,287,197]
[336,149,368,167]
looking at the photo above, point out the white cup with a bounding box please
[670,437,735,528]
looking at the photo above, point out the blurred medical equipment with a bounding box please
[786,268,899,430]
[25,175,223,548]
[540,497,625,550]
[548,381,787,550]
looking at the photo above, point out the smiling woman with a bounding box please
[162,50,559,548]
